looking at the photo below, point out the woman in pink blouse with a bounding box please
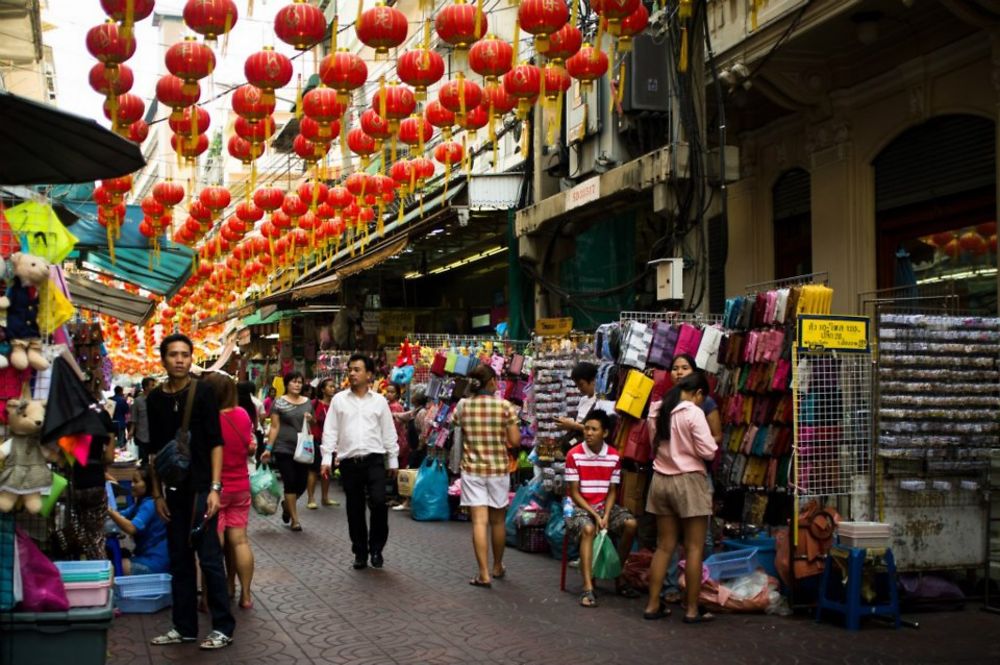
[643,371,718,623]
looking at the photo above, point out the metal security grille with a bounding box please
[793,350,873,500]
[619,310,724,325]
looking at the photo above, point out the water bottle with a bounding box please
[563,496,574,519]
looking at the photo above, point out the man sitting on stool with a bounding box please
[565,410,639,608]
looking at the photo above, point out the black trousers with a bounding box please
[339,453,388,559]
[165,489,235,638]
[273,451,309,497]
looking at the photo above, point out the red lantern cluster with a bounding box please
[86,19,138,134]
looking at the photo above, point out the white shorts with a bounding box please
[460,473,511,509]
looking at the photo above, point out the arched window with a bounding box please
[874,115,996,313]
[772,168,812,280]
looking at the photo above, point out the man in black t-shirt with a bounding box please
[147,333,234,650]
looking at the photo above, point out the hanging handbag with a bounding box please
[293,417,315,464]
[154,380,198,488]
[647,321,679,369]
[674,323,703,358]
[444,351,459,374]
[620,322,653,369]
[453,354,472,376]
[507,353,525,376]
[615,370,654,419]
[430,351,447,377]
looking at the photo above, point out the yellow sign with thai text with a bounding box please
[797,315,870,352]
[535,317,573,336]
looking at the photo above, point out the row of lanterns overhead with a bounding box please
[83,0,655,333]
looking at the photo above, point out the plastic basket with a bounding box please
[517,525,549,553]
[838,521,892,549]
[703,547,759,580]
[55,561,112,584]
[114,573,171,599]
[115,592,172,614]
[64,579,112,608]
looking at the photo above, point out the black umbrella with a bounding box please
[0,91,145,185]
[41,356,112,445]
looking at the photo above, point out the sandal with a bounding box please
[616,584,641,598]
[492,566,506,579]
[290,523,303,532]
[306,501,318,510]
[322,498,339,506]
[683,610,715,624]
[199,630,233,650]
[281,504,290,524]
[239,598,254,610]
[469,577,492,589]
[151,628,196,645]
[580,590,597,608]
[643,602,672,620]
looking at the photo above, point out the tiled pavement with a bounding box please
[108,487,998,665]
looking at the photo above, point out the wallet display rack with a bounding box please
[399,335,532,386]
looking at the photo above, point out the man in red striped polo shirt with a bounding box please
[565,410,639,608]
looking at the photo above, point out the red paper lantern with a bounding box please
[482,82,516,118]
[319,49,368,105]
[360,108,392,142]
[293,135,329,163]
[434,140,464,166]
[977,221,997,236]
[316,202,336,220]
[274,0,327,50]
[234,202,264,225]
[990,234,998,253]
[390,159,415,189]
[234,116,274,144]
[439,74,482,119]
[543,64,571,100]
[153,180,185,207]
[200,187,231,215]
[436,0,488,50]
[300,116,340,143]
[93,186,118,207]
[546,23,582,63]
[101,0,156,23]
[518,0,569,53]
[89,62,133,96]
[183,0,238,40]
[347,128,377,159]
[592,0,640,34]
[103,93,145,127]
[396,49,445,101]
[959,231,988,255]
[244,47,293,106]
[228,136,261,163]
[345,173,372,198]
[503,63,541,118]
[298,181,330,205]
[469,35,513,82]
[566,44,608,92]
[232,84,275,121]
[930,232,954,247]
[138,218,155,238]
[86,20,136,70]
[165,37,216,96]
[141,196,164,218]
[156,74,200,120]
[371,82,417,126]
[356,2,408,57]
[411,157,436,183]
[172,133,209,159]
[398,115,434,147]
[458,104,489,132]
[187,200,213,225]
[128,119,149,143]
[303,86,345,123]
[371,174,396,201]
[617,4,649,51]
[942,238,961,259]
[327,186,353,209]
[425,100,456,134]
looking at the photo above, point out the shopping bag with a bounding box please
[397,468,418,497]
[505,482,533,545]
[293,420,314,464]
[16,526,69,612]
[615,370,654,418]
[592,529,623,579]
[249,465,282,516]
[545,509,579,561]
[411,457,450,521]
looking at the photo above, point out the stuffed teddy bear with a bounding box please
[6,252,50,371]
[0,383,50,513]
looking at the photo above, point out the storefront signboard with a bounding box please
[535,317,574,336]
[566,178,600,211]
[797,315,870,352]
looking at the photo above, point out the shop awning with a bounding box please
[241,309,301,326]
[65,274,157,325]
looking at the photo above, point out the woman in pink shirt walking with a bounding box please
[643,371,718,623]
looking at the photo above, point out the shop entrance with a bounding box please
[874,114,997,313]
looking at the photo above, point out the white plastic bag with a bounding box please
[293,420,314,464]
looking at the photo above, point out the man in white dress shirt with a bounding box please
[321,354,399,569]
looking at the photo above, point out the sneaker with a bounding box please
[199,630,233,650]
[322,498,340,506]
[151,628,196,646]
[371,552,384,568]
[306,501,318,510]
[391,504,407,511]
[568,559,581,569]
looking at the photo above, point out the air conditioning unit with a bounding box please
[622,34,672,114]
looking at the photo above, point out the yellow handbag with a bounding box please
[38,279,75,334]
[615,370,654,419]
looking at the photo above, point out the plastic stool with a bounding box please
[816,545,900,630]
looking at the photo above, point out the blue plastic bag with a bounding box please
[505,482,532,545]
[411,457,450,521]
[546,509,579,561]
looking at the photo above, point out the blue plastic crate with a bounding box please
[704,547,759,580]
[115,592,171,614]
[114,573,171,599]
[54,561,112,583]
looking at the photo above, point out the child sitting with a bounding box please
[107,467,169,575]
[564,410,639,607]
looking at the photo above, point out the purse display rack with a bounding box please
[396,335,532,389]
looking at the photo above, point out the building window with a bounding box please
[772,168,812,280]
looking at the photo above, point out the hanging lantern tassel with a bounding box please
[571,0,580,24]
[443,158,451,198]
[475,0,485,39]
[462,134,471,177]
[616,59,626,110]
[377,205,385,236]
[122,0,136,43]
[340,110,349,165]
[511,21,520,67]
[458,75,467,120]
[248,0,254,17]
[579,103,588,144]
[107,223,116,264]
[222,10,233,55]
[521,118,530,157]
[250,160,258,200]
[752,0,762,30]
[489,104,498,169]
[295,74,305,120]
[679,0,693,73]
[109,94,120,132]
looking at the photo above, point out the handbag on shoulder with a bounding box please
[154,380,198,488]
